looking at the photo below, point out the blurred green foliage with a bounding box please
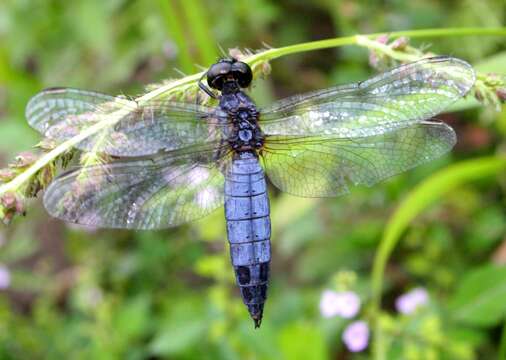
[0,0,505,359]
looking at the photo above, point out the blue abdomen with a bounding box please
[224,151,271,328]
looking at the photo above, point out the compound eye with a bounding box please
[209,75,225,90]
[232,61,253,88]
[207,61,233,90]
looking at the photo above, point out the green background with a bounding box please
[0,0,505,359]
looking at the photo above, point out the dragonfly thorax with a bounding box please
[217,85,264,152]
[228,111,264,151]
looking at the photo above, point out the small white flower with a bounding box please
[320,290,341,318]
[342,320,369,352]
[319,290,361,319]
[336,291,361,318]
[395,287,429,315]
[0,264,11,289]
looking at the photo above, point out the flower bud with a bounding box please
[376,34,389,44]
[2,211,13,225]
[0,168,16,182]
[395,287,429,315]
[474,89,483,102]
[320,289,361,318]
[11,152,37,168]
[496,88,506,101]
[36,138,58,151]
[391,36,409,50]
[1,192,16,209]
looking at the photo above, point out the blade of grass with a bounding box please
[157,0,195,74]
[370,155,506,358]
[179,0,217,66]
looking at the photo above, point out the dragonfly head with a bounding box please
[207,58,252,92]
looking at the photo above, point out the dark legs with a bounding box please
[197,71,217,100]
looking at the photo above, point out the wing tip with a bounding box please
[25,87,73,129]
[427,56,476,96]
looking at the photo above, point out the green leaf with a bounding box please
[449,264,506,327]
[150,319,207,356]
[278,323,327,360]
[149,299,207,356]
[474,50,506,73]
[0,120,39,155]
[465,206,506,252]
[113,296,151,340]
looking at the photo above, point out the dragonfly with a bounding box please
[26,56,475,328]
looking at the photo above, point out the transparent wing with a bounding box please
[261,122,455,197]
[260,57,475,137]
[26,88,225,156]
[43,143,232,229]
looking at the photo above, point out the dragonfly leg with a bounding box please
[212,138,227,162]
[197,71,218,100]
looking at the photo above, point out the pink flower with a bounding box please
[319,290,361,319]
[342,320,369,352]
[395,287,429,315]
[0,264,11,289]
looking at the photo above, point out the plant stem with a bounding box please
[355,36,419,62]
[247,27,506,67]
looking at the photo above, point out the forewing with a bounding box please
[260,57,475,137]
[43,143,231,229]
[261,122,455,197]
[26,88,224,156]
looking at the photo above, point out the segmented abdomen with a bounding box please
[224,151,271,328]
